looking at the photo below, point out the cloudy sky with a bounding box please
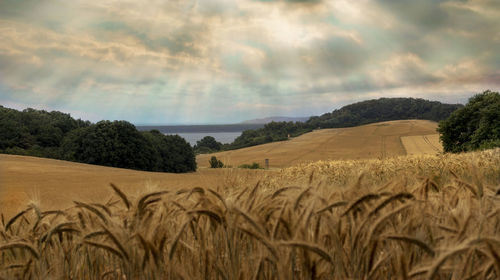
[0,0,499,124]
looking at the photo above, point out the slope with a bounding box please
[197,120,442,168]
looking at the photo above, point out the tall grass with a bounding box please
[1,149,499,279]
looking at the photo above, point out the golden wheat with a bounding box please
[0,148,499,279]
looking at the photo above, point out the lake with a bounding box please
[169,132,243,145]
[135,124,265,146]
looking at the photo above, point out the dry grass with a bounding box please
[1,148,499,279]
[197,120,440,168]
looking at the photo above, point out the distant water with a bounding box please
[169,132,242,145]
[136,124,265,146]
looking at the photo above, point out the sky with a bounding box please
[0,0,499,124]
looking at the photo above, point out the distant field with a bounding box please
[0,154,267,217]
[401,134,442,155]
[0,120,440,217]
[197,119,441,168]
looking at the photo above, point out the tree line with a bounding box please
[0,106,196,173]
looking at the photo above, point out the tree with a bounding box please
[0,106,196,173]
[61,120,156,170]
[195,136,222,153]
[438,90,500,152]
[160,134,197,172]
[209,156,224,168]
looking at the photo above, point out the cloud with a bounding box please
[0,0,498,123]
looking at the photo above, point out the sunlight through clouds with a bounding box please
[0,0,498,123]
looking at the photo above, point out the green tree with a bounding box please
[438,90,500,152]
[194,136,223,154]
[61,120,156,170]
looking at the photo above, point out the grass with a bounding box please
[1,148,499,279]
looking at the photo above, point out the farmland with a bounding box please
[0,155,266,218]
[1,147,499,279]
[1,120,499,279]
[197,119,441,168]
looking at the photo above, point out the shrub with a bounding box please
[209,156,224,168]
[238,162,262,169]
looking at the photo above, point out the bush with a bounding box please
[238,162,262,169]
[438,90,500,152]
[209,156,224,168]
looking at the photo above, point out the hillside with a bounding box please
[0,154,266,217]
[221,97,462,151]
[307,97,463,128]
[197,120,441,168]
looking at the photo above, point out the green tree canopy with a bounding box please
[195,136,222,152]
[438,90,500,152]
[0,106,197,173]
[61,120,156,170]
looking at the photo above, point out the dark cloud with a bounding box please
[306,37,369,76]
[0,0,42,17]
[378,0,450,30]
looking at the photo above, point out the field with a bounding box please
[197,120,441,168]
[1,148,499,279]
[401,134,442,155]
[1,120,500,279]
[0,155,267,218]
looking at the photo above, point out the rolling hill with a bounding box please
[1,119,441,217]
[197,119,441,168]
[0,154,266,217]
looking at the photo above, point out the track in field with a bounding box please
[400,134,442,155]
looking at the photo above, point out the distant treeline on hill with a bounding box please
[195,97,463,153]
[307,97,463,128]
[0,106,196,173]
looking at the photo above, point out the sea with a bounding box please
[136,124,265,146]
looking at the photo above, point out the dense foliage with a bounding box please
[227,121,312,149]
[217,97,462,151]
[438,90,500,153]
[0,106,196,173]
[194,136,223,154]
[0,106,91,157]
[142,130,197,173]
[307,97,463,128]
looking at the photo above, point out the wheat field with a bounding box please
[401,134,442,155]
[197,120,441,168]
[1,148,499,279]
